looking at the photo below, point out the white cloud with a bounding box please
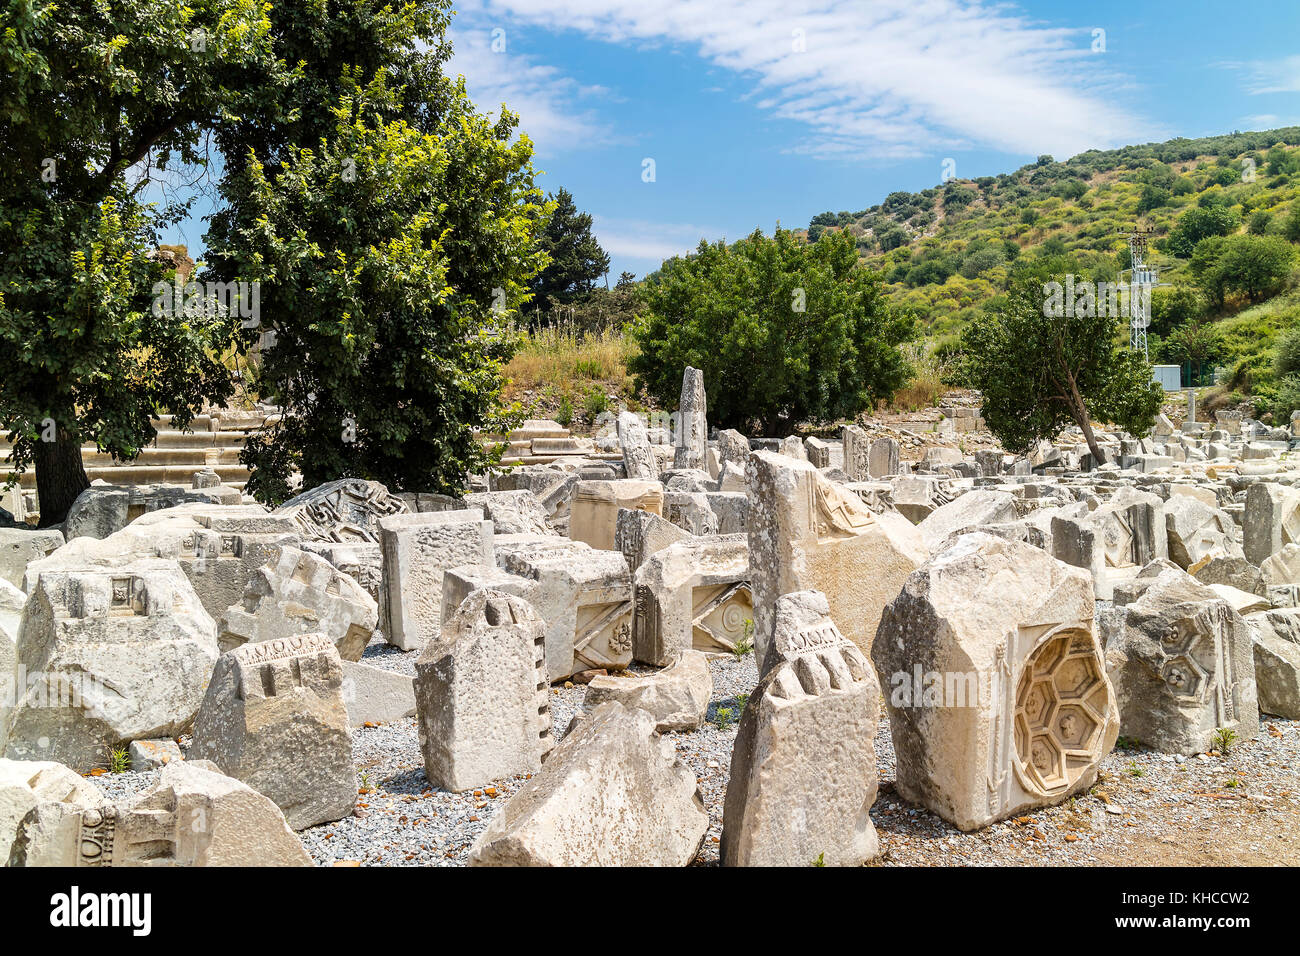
[458,0,1158,160]
[446,26,611,156]
[1224,55,1300,95]
[592,216,727,262]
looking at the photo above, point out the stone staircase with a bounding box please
[1,411,274,511]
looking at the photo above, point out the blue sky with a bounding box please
[164,0,1300,280]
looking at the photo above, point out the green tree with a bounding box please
[1163,205,1239,258]
[1190,234,1295,307]
[530,187,611,313]
[210,77,548,504]
[0,0,276,524]
[959,272,1163,464]
[630,229,914,435]
[1285,203,1300,243]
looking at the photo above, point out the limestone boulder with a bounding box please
[190,635,354,830]
[1244,607,1300,719]
[583,651,712,732]
[218,546,377,660]
[415,591,552,792]
[8,759,311,866]
[273,477,407,543]
[4,559,219,768]
[468,702,707,866]
[722,591,880,866]
[874,533,1118,831]
[341,660,416,727]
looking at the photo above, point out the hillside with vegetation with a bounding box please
[512,128,1300,431]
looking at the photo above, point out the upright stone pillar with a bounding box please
[674,367,708,471]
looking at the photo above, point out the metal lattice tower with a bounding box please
[1120,230,1159,360]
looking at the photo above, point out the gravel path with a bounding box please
[86,645,1299,867]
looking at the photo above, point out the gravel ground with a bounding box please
[86,642,1300,867]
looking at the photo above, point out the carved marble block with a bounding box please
[874,533,1119,831]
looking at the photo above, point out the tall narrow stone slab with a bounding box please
[617,411,659,480]
[722,591,880,866]
[415,590,552,791]
[673,367,708,471]
[378,509,493,651]
[747,451,926,662]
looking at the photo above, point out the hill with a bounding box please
[804,129,1300,391]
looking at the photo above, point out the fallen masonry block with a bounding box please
[1101,562,1258,754]
[583,651,712,732]
[218,546,377,661]
[501,541,633,680]
[378,509,493,651]
[1243,482,1300,566]
[632,534,752,666]
[340,660,416,727]
[617,410,659,480]
[1164,495,1241,570]
[874,533,1118,831]
[0,528,64,589]
[468,701,707,866]
[8,759,311,866]
[4,559,219,769]
[722,590,881,866]
[674,366,709,471]
[440,563,541,627]
[190,634,354,830]
[463,490,554,536]
[127,739,183,771]
[415,590,552,792]
[916,489,1018,553]
[568,479,664,552]
[616,508,691,573]
[0,758,102,863]
[1244,607,1300,719]
[748,451,925,661]
[273,477,408,543]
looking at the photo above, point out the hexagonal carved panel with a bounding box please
[1014,629,1108,797]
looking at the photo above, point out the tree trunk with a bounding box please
[1065,370,1106,467]
[34,427,90,528]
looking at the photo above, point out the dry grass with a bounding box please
[505,325,636,397]
[885,342,952,413]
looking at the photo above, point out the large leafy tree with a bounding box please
[207,15,549,503]
[1190,234,1295,307]
[0,0,277,524]
[959,269,1163,464]
[630,228,914,435]
[530,187,610,314]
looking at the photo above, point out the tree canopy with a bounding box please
[629,228,914,435]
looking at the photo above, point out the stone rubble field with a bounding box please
[2,368,1299,867]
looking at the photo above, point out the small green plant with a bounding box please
[1225,778,1241,789]
[555,394,574,429]
[359,771,372,792]
[1127,760,1144,778]
[734,693,750,711]
[582,386,609,417]
[1213,727,1239,754]
[108,746,130,774]
[812,852,826,867]
[1115,735,1142,751]
[713,707,735,730]
[573,357,603,379]
[732,619,755,658]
